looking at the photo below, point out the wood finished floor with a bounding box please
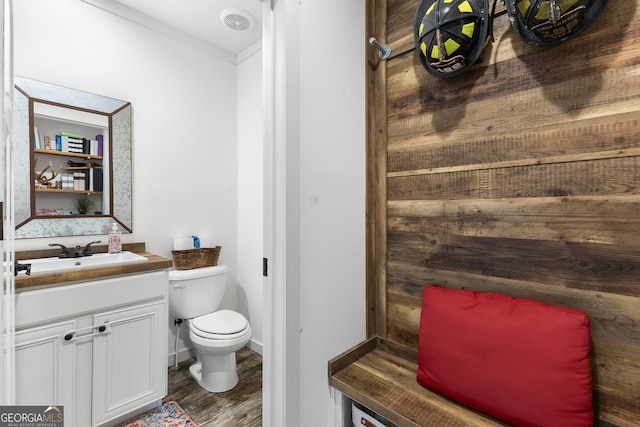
[165,347,263,426]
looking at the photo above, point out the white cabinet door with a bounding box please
[15,320,77,425]
[91,301,167,426]
[15,271,168,426]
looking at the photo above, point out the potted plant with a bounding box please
[74,194,96,215]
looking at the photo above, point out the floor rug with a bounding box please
[117,400,198,427]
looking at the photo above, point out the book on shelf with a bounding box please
[73,172,86,191]
[61,173,74,190]
[34,126,41,149]
[88,167,103,192]
[65,137,88,153]
[50,134,101,156]
[89,139,101,156]
[40,137,58,150]
[61,131,84,139]
[67,140,84,153]
[60,135,82,153]
[96,134,104,156]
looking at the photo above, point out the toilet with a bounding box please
[168,265,252,393]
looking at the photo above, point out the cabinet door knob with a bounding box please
[98,325,107,333]
[64,333,74,341]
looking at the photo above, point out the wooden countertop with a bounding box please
[15,242,173,292]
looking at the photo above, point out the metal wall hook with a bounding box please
[369,37,392,60]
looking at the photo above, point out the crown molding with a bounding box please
[81,0,238,65]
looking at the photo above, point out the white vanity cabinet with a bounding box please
[14,319,77,406]
[92,301,166,425]
[15,271,168,427]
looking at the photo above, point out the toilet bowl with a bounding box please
[168,265,252,393]
[187,309,252,392]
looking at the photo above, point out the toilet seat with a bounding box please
[189,309,250,340]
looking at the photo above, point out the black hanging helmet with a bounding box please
[414,0,491,78]
[505,0,608,46]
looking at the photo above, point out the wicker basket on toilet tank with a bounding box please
[171,246,221,270]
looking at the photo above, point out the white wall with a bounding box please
[268,0,366,424]
[12,0,242,360]
[297,0,366,423]
[237,44,264,352]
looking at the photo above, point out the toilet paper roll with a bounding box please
[173,237,193,251]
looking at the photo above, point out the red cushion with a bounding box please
[417,286,593,427]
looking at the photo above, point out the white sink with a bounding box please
[20,251,148,275]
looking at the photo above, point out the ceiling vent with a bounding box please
[220,9,255,32]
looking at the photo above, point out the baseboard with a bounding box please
[167,347,196,368]
[248,338,263,355]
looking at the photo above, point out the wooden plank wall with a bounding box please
[368,0,640,425]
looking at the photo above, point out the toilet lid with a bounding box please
[191,309,249,335]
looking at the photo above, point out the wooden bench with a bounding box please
[329,278,640,427]
[329,337,510,427]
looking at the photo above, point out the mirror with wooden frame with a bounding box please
[14,77,132,238]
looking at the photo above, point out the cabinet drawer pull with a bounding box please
[62,322,111,342]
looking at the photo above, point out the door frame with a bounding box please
[262,1,301,425]
[1,0,16,406]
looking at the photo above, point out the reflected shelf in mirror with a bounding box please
[13,76,132,239]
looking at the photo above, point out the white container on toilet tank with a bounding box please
[168,265,252,393]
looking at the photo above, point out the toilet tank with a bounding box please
[168,265,228,319]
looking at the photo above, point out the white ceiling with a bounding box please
[89,0,263,57]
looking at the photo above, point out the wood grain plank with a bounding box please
[165,347,262,427]
[388,196,640,245]
[368,0,390,339]
[388,111,640,173]
[388,63,640,142]
[386,0,418,50]
[331,348,507,427]
[388,230,640,296]
[388,156,640,200]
